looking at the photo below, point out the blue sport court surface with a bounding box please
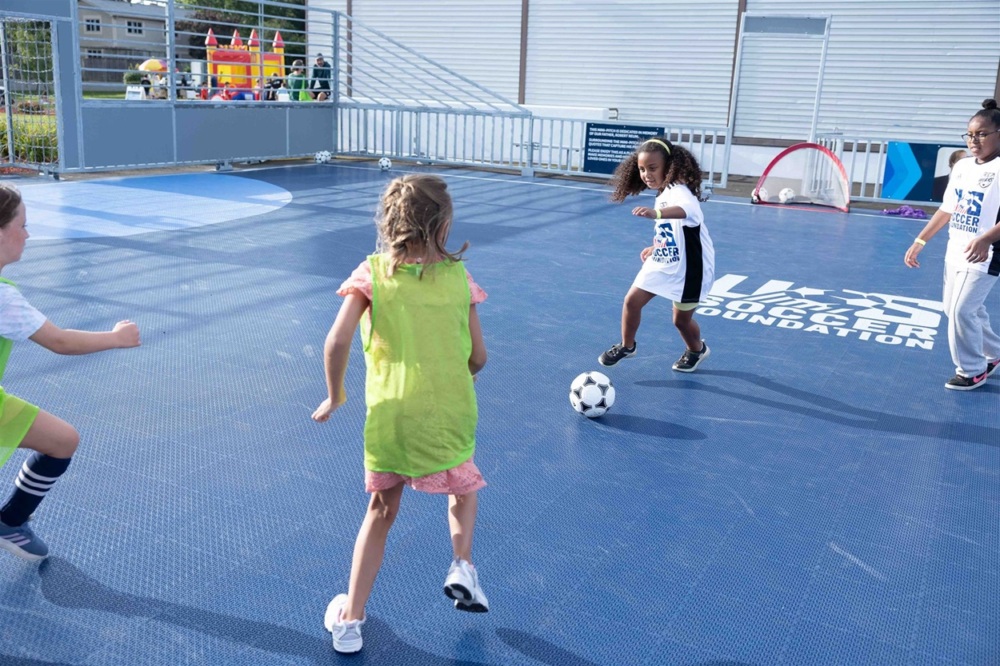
[1,163,996,665]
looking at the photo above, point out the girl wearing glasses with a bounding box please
[905,98,1000,390]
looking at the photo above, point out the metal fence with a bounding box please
[338,106,729,188]
[817,132,888,201]
[3,0,731,188]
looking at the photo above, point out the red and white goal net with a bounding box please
[751,143,850,212]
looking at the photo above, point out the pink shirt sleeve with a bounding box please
[337,260,487,305]
[337,260,374,301]
[466,270,488,305]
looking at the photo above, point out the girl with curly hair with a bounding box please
[598,137,716,372]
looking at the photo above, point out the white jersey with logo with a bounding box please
[940,155,1000,275]
[632,184,715,303]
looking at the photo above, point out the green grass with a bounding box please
[83,91,126,100]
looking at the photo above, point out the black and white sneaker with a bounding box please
[944,371,988,391]
[986,359,1000,377]
[598,342,636,367]
[672,341,710,373]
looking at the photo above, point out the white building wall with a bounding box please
[349,0,522,101]
[308,0,999,143]
[524,0,739,127]
[306,0,347,60]
[744,0,1000,141]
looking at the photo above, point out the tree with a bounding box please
[174,0,306,63]
[1,21,54,88]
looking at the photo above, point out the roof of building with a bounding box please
[78,0,167,20]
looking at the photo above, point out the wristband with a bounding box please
[655,208,662,219]
[913,238,926,246]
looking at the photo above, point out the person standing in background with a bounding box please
[311,54,331,100]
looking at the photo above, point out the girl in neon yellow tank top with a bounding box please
[312,174,490,654]
[0,183,141,562]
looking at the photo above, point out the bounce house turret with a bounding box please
[204,26,287,97]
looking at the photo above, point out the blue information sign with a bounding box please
[882,141,968,203]
[583,123,665,175]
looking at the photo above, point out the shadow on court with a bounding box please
[636,370,1000,446]
[37,557,478,664]
[594,414,707,440]
[35,558,609,666]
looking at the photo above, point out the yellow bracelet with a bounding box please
[655,208,662,219]
[913,238,926,246]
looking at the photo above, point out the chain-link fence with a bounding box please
[0,18,58,170]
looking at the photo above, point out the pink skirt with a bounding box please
[365,458,486,495]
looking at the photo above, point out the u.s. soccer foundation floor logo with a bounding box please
[700,275,944,350]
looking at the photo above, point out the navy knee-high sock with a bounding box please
[0,453,72,527]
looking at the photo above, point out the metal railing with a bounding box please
[524,118,728,187]
[817,132,888,201]
[338,104,531,171]
[338,106,730,189]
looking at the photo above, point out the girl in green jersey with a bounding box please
[313,174,489,653]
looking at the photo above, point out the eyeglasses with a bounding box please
[961,130,1000,142]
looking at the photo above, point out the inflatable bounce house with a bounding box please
[205,28,285,96]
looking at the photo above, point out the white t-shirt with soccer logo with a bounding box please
[940,155,1000,275]
[632,183,715,303]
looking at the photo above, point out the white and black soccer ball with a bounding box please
[378,156,392,171]
[315,150,332,164]
[569,371,615,418]
[778,187,796,203]
[753,187,769,204]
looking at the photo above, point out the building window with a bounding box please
[127,21,144,35]
[85,18,101,32]
[86,49,103,58]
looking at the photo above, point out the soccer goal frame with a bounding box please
[751,142,850,212]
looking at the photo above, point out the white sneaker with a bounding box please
[323,593,364,653]
[443,558,489,613]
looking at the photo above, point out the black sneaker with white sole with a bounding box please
[672,341,710,373]
[944,371,988,391]
[598,342,636,367]
[986,359,999,377]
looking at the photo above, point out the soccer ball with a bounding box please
[378,157,392,171]
[753,187,769,203]
[778,187,796,203]
[315,150,331,164]
[569,371,615,418]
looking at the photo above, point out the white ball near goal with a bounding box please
[778,187,796,203]
[314,150,331,164]
[569,371,615,418]
[378,157,392,171]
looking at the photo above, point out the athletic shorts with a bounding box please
[0,387,38,468]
